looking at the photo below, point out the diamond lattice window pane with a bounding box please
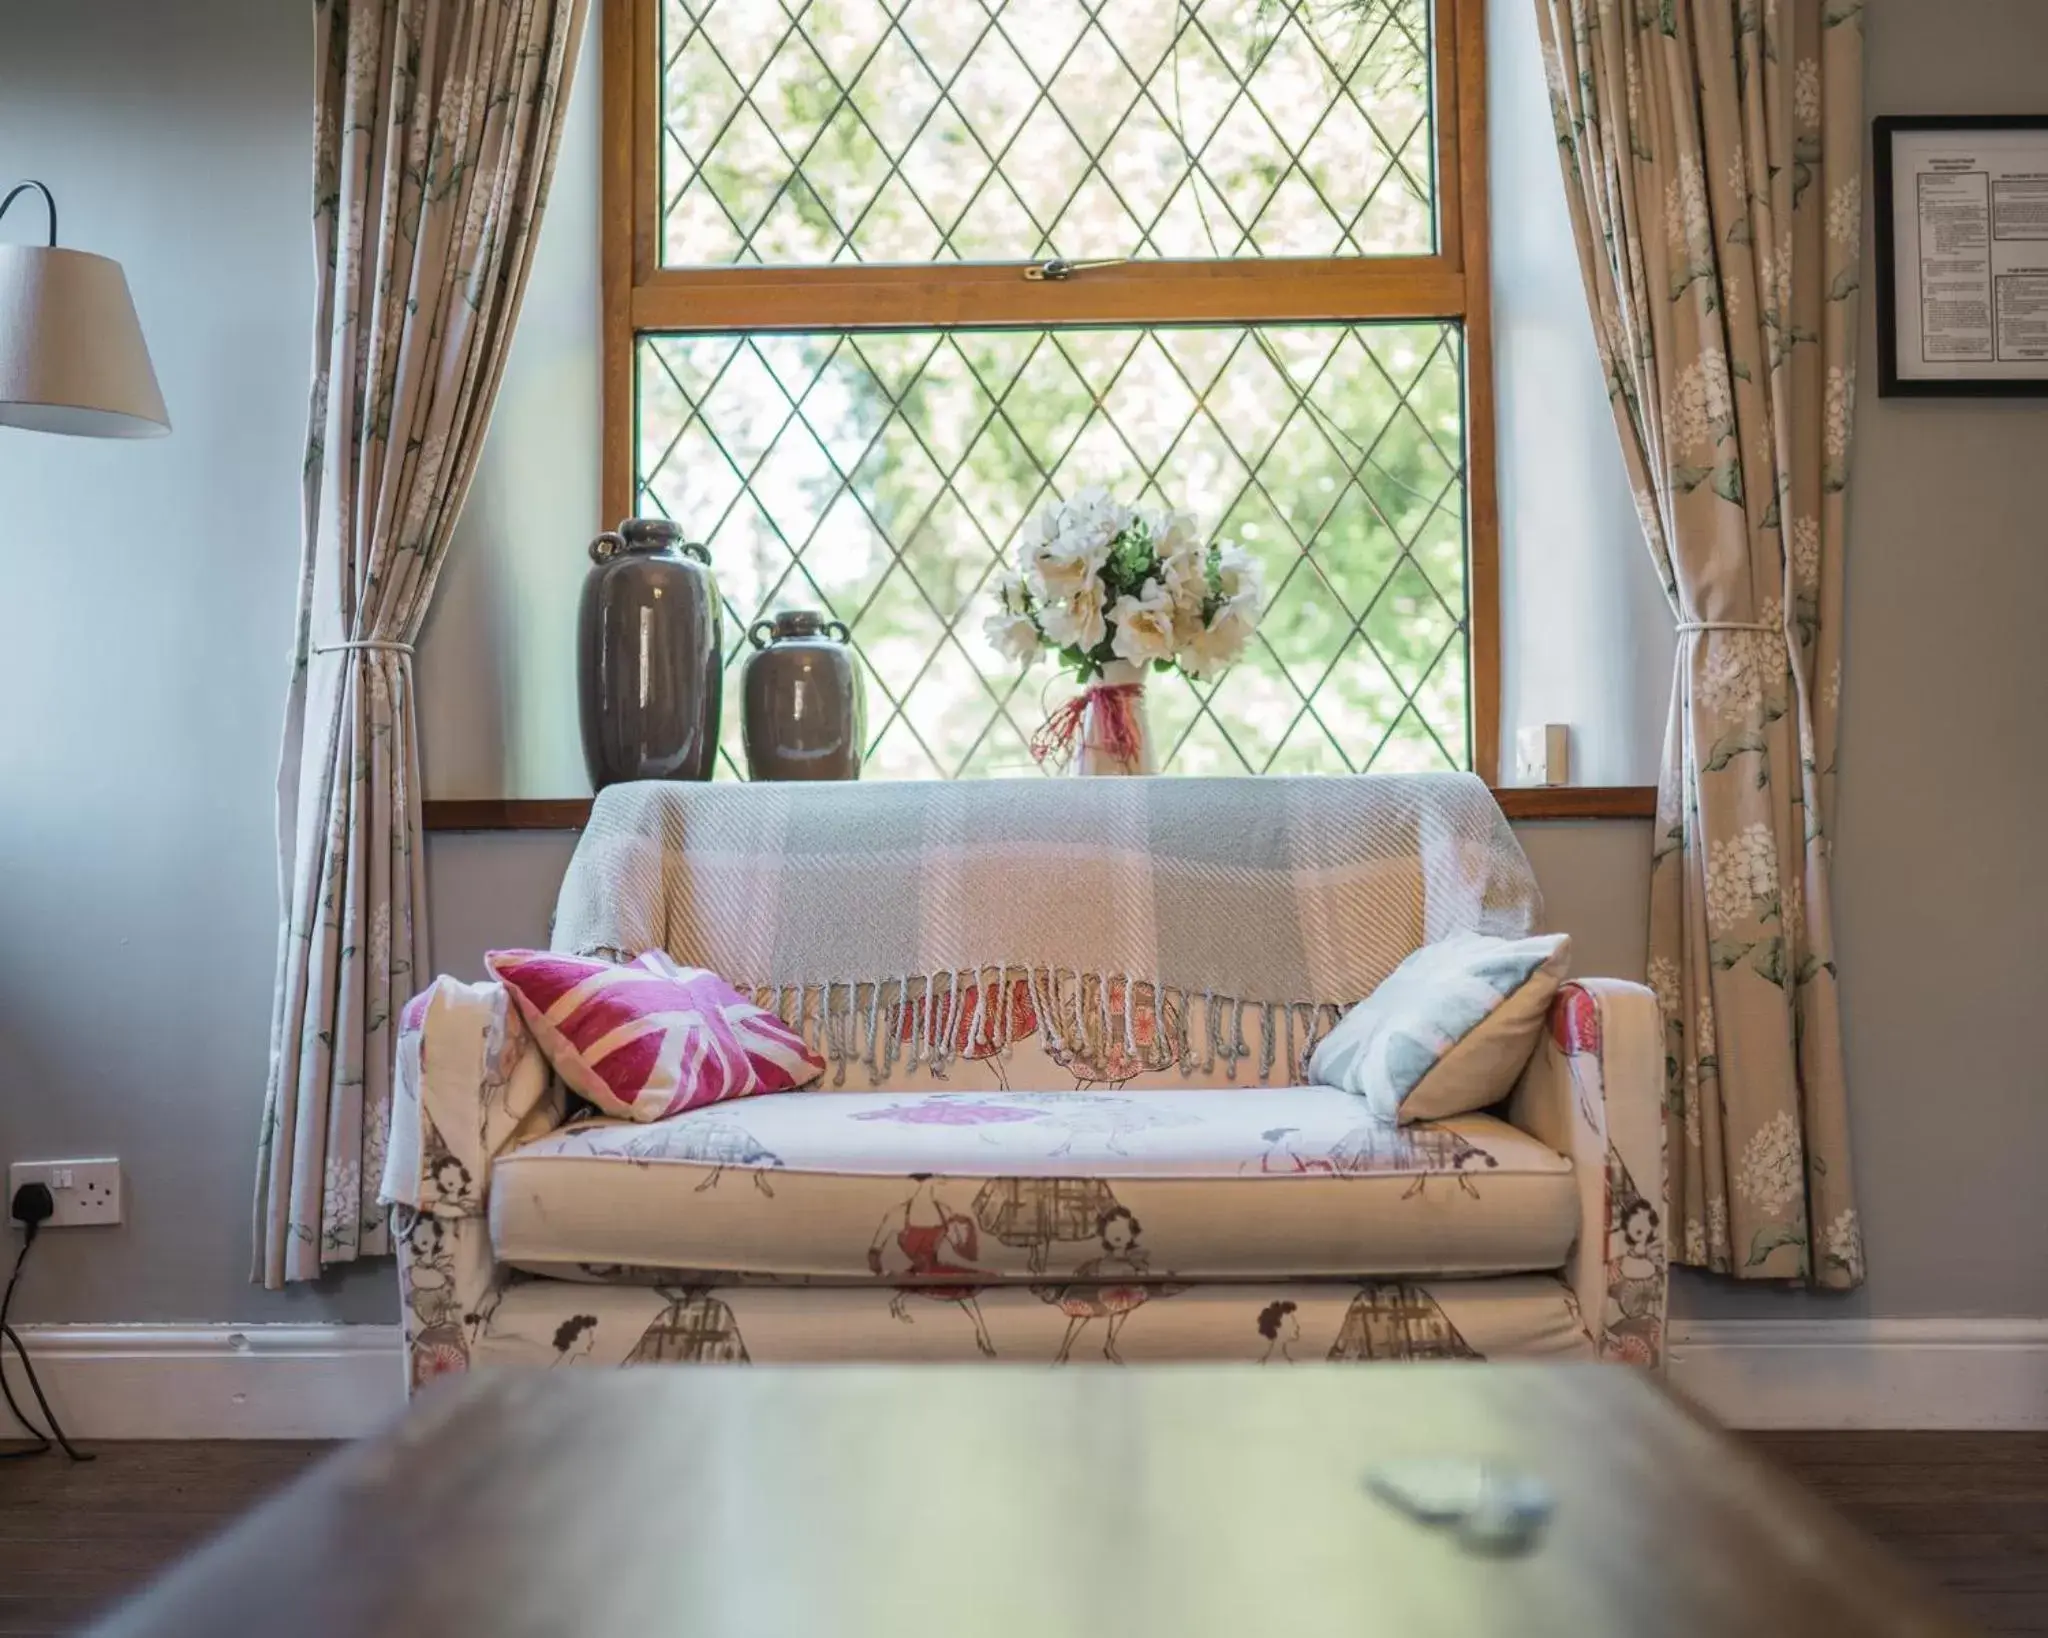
[636,322,1468,780]
[659,0,1436,266]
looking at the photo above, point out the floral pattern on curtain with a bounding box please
[1535,0,1864,1285]
[255,0,589,1287]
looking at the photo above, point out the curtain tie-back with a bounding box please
[312,639,415,657]
[1673,621,1775,635]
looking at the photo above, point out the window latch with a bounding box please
[1023,256,1129,282]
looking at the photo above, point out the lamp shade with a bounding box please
[0,243,167,437]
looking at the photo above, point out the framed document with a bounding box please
[1875,115,2048,397]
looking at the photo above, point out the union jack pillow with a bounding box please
[485,949,824,1122]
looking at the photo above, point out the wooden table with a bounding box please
[91,1366,1971,1637]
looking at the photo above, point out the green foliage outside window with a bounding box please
[636,0,1466,780]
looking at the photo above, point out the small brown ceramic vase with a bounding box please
[741,609,865,781]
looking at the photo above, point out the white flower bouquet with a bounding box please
[982,487,1262,684]
[983,488,1262,774]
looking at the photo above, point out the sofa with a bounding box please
[385,773,1666,1383]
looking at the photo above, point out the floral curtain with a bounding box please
[1535,0,1864,1285]
[255,0,589,1286]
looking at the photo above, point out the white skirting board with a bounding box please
[4,1320,2045,1437]
[1,1325,405,1440]
[1667,1319,2048,1430]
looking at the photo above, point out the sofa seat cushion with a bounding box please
[489,1087,1578,1284]
[467,1274,1593,1367]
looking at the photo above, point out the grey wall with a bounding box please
[2,0,2041,1329]
[0,0,596,1325]
[1488,0,1674,787]
[0,0,380,1323]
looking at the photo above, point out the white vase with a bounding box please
[1073,659,1155,776]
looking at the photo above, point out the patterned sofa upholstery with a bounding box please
[388,940,1665,1385]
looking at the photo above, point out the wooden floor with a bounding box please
[1,1433,2043,1635]
[0,1442,330,1637]
[1751,1433,2048,1636]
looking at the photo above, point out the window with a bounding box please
[603,0,1497,780]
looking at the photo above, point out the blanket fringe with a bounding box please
[755,966,1334,1089]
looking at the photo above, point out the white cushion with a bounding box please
[1310,933,1571,1122]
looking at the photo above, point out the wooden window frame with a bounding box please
[598,0,1501,782]
[420,788,1661,832]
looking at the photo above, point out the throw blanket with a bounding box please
[551,774,1540,1085]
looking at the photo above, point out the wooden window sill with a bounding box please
[420,788,1656,833]
[1493,787,1658,821]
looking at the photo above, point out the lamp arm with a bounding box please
[0,180,57,247]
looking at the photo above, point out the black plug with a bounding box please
[9,1184,53,1242]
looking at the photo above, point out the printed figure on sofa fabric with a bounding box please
[1257,1299,1302,1363]
[1325,1283,1483,1362]
[424,1149,478,1212]
[396,1209,468,1389]
[1249,1126,1336,1175]
[849,1096,1047,1129]
[871,1174,998,1356]
[869,1174,986,1282]
[1603,1149,1665,1365]
[990,1091,1201,1157]
[885,981,1198,1091]
[668,1119,786,1195]
[890,976,1041,1087]
[970,1176,1130,1275]
[1245,1120,1500,1196]
[848,1091,1198,1157]
[1344,1124,1500,1199]
[556,1115,788,1194]
[626,1288,751,1364]
[1044,981,1186,1086]
[1031,1206,1185,1364]
[1550,983,1605,1130]
[551,1313,600,1366]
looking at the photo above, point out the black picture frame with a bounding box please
[1873,114,2048,398]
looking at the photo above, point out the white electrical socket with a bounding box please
[9,1159,123,1227]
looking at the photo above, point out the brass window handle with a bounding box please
[1022,257,1130,282]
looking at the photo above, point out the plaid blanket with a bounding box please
[551,774,1539,1083]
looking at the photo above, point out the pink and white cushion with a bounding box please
[485,950,824,1122]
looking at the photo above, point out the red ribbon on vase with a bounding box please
[1029,680,1145,773]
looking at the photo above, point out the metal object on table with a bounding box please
[1365,1456,1555,1556]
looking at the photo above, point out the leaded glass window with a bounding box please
[658,0,1437,266]
[638,322,1467,778]
[607,0,1497,781]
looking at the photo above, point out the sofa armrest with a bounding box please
[381,977,565,1391]
[1507,979,1667,1367]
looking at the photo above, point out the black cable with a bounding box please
[0,1238,52,1456]
[4,1320,87,1461]
[0,1244,46,1449]
[1,1217,93,1461]
[0,179,59,247]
